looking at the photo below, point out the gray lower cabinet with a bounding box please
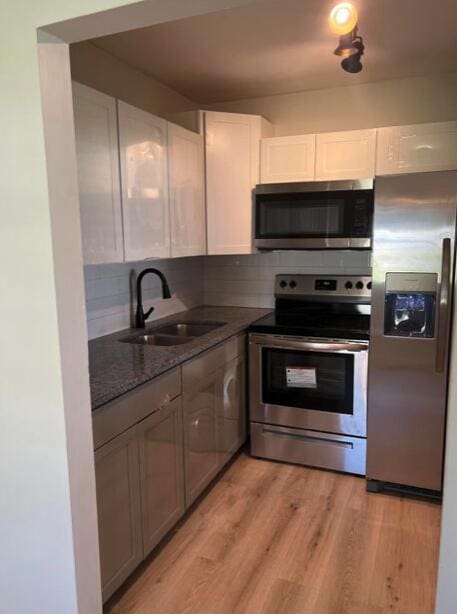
[94,426,142,603]
[183,336,247,507]
[93,335,247,601]
[183,370,220,507]
[137,396,185,557]
[217,353,246,467]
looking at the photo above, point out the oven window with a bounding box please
[256,198,344,238]
[262,348,354,414]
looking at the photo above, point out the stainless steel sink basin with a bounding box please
[153,321,226,337]
[120,333,191,346]
[119,321,226,347]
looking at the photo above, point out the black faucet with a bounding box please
[135,268,171,329]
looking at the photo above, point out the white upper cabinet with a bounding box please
[315,129,376,181]
[118,101,170,261]
[168,123,206,258]
[260,134,316,183]
[72,83,124,264]
[376,122,457,175]
[205,111,272,255]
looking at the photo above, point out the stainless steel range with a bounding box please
[249,274,371,475]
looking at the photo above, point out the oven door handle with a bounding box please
[250,335,368,353]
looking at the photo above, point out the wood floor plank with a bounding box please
[105,452,441,614]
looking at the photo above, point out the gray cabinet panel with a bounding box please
[93,367,181,449]
[94,426,142,602]
[183,371,220,507]
[138,396,185,557]
[218,354,246,467]
[182,334,245,389]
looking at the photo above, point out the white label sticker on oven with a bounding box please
[286,367,317,388]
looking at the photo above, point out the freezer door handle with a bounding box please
[436,238,451,373]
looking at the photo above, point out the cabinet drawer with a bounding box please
[93,368,181,449]
[182,334,245,391]
[250,422,366,476]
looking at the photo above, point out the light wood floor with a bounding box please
[105,451,441,614]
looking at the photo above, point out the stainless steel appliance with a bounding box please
[249,274,371,475]
[367,170,457,495]
[254,179,373,250]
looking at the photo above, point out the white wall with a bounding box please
[70,41,199,117]
[85,257,204,338]
[0,1,258,613]
[204,251,371,307]
[437,323,457,613]
[208,72,457,135]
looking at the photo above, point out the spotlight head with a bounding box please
[341,37,364,73]
[329,2,358,36]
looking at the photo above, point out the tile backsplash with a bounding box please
[84,251,371,338]
[203,251,372,308]
[84,257,204,339]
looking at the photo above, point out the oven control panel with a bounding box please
[275,274,372,299]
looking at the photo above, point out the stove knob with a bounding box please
[356,281,364,290]
[289,280,297,289]
[345,281,353,290]
[367,281,372,290]
[279,280,287,288]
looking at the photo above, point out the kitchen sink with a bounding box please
[120,321,226,347]
[120,333,191,346]
[153,321,226,337]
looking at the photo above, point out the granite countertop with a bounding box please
[89,305,271,411]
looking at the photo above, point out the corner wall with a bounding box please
[85,257,204,339]
[204,251,371,308]
[207,72,457,136]
[70,40,199,117]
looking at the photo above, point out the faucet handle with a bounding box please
[144,307,154,321]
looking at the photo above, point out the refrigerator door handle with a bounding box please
[436,238,452,373]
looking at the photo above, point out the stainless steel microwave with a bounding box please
[254,179,374,250]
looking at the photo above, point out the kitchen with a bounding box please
[3,0,457,613]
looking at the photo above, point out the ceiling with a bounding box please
[91,0,457,104]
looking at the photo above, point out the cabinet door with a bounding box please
[72,82,124,264]
[118,101,170,261]
[168,123,206,257]
[205,111,261,255]
[137,397,185,557]
[376,122,457,175]
[183,371,220,506]
[94,427,142,603]
[260,134,316,183]
[315,129,376,181]
[217,354,246,467]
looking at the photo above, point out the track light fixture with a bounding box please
[341,36,364,73]
[329,3,365,73]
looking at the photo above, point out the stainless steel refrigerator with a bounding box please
[367,170,457,494]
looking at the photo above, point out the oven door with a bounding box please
[249,333,368,437]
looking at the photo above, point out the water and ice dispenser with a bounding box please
[384,273,437,338]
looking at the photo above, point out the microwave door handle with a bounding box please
[436,237,452,373]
